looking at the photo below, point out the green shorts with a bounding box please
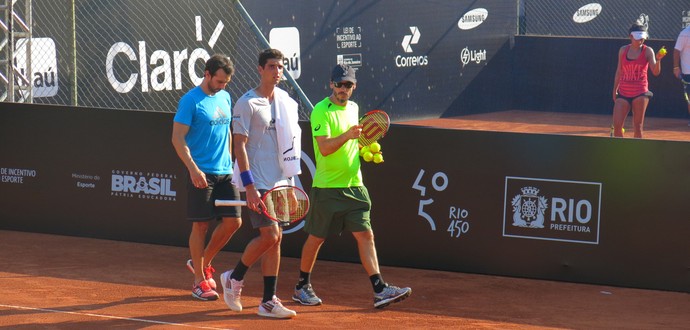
[304,186,372,238]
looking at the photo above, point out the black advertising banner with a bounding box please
[524,0,689,40]
[2,103,689,292]
[241,0,517,121]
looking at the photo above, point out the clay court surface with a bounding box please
[2,112,689,329]
[1,230,688,329]
[399,110,690,142]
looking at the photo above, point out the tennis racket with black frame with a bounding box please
[215,185,309,226]
[358,109,390,147]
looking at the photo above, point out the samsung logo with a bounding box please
[458,8,488,30]
[573,3,602,23]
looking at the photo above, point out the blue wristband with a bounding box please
[240,170,254,187]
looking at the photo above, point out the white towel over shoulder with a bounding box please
[273,88,302,179]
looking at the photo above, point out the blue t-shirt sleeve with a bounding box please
[174,94,195,126]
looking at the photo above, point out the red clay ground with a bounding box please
[0,230,688,329]
[398,110,690,142]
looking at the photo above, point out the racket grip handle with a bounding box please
[214,200,247,206]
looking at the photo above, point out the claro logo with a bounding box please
[105,16,224,93]
[458,8,488,30]
[573,3,602,23]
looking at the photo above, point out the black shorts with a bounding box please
[186,173,241,221]
[616,91,653,105]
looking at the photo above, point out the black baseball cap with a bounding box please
[331,64,356,83]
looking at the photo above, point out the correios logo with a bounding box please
[395,26,428,68]
[105,16,223,93]
[401,26,420,53]
[573,3,602,23]
[503,177,602,245]
[458,8,488,30]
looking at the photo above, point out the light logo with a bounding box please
[460,47,487,67]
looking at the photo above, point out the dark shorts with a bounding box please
[682,74,690,104]
[248,189,278,229]
[616,91,653,105]
[303,186,372,238]
[186,173,241,221]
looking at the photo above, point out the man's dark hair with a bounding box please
[205,54,234,76]
[258,48,284,67]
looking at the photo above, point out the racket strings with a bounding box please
[359,112,390,147]
[265,188,309,223]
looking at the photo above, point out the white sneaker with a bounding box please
[220,270,243,312]
[258,296,297,318]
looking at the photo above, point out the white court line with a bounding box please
[0,304,233,330]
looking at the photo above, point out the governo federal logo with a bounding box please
[573,3,602,24]
[458,8,488,30]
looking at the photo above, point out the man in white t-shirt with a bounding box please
[673,26,690,125]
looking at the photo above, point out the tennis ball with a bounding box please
[360,146,370,157]
[363,151,374,162]
[658,46,667,57]
[369,142,381,153]
[373,153,384,163]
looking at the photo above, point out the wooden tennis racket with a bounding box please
[215,185,309,226]
[358,110,390,147]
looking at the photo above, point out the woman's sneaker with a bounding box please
[292,283,322,306]
[186,259,217,290]
[191,280,219,301]
[258,296,297,318]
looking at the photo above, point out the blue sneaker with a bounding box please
[292,283,322,306]
[373,285,411,308]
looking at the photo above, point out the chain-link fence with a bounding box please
[1,0,312,119]
[519,0,689,39]
[4,0,690,120]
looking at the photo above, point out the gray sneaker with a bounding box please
[373,285,411,308]
[292,283,322,306]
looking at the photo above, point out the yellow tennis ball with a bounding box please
[658,46,667,56]
[369,142,381,153]
[373,153,384,163]
[363,151,374,162]
[360,146,370,156]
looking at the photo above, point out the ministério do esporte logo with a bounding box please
[503,176,602,244]
[111,169,177,201]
